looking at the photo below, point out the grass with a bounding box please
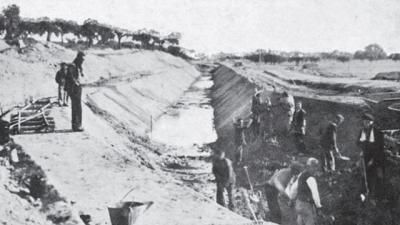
[316,59,400,79]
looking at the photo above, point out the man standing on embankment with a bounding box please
[65,51,85,132]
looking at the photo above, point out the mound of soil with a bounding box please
[372,72,400,81]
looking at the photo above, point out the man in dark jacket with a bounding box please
[357,113,384,200]
[251,89,263,138]
[320,114,344,172]
[291,101,307,153]
[295,158,322,225]
[55,62,69,106]
[73,51,85,77]
[212,149,235,210]
[65,63,83,132]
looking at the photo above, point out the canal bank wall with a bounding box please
[86,58,201,136]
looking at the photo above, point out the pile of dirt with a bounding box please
[210,64,400,224]
[372,71,400,81]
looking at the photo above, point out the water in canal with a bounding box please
[151,74,217,148]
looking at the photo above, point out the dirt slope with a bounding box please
[0,41,251,225]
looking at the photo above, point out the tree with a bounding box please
[80,19,99,47]
[36,17,61,42]
[114,28,129,49]
[97,24,115,45]
[354,44,387,60]
[3,4,21,40]
[364,44,387,60]
[54,19,79,43]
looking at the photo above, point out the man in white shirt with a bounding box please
[295,158,322,225]
[256,162,302,224]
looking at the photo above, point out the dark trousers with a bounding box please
[69,87,82,130]
[366,166,384,199]
[252,120,260,138]
[321,149,335,172]
[265,184,281,224]
[294,133,306,153]
[216,182,234,210]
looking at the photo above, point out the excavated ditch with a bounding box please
[210,65,400,225]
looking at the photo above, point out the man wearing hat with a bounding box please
[212,149,236,210]
[65,52,85,132]
[320,114,345,172]
[357,113,384,201]
[73,51,85,77]
[251,88,263,138]
[55,62,69,106]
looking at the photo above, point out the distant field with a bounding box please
[315,59,400,79]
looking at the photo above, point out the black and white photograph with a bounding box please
[0,0,399,225]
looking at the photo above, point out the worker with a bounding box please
[212,149,236,210]
[233,117,250,164]
[295,158,322,225]
[279,91,295,134]
[65,63,83,132]
[73,51,85,77]
[251,89,263,138]
[357,113,384,201]
[0,117,10,145]
[291,101,307,153]
[55,62,69,106]
[260,97,273,141]
[258,162,302,224]
[320,114,344,172]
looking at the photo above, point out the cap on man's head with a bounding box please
[362,113,374,121]
[306,157,319,167]
[77,51,85,57]
[336,114,344,122]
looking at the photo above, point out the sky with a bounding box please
[1,0,400,54]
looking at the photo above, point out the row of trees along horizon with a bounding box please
[0,4,187,58]
[241,44,400,65]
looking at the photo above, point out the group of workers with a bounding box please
[212,88,385,225]
[54,51,85,132]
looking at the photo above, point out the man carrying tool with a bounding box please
[233,117,251,164]
[320,114,344,172]
[291,101,307,154]
[357,113,384,202]
[212,149,235,210]
[257,162,302,224]
[55,62,69,106]
[65,52,85,132]
[295,158,322,225]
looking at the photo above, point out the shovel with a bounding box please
[243,166,260,203]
